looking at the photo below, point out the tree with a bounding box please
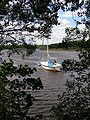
[0,59,44,120]
[0,0,90,119]
[0,0,61,120]
[50,0,90,120]
[0,0,60,45]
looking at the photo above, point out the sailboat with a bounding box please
[40,39,62,72]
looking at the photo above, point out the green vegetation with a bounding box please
[37,40,90,50]
[0,0,90,120]
[49,40,90,49]
[49,0,90,120]
[0,0,60,119]
[0,44,37,56]
[0,60,43,120]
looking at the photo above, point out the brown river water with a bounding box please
[2,49,79,117]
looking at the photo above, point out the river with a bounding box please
[1,49,79,117]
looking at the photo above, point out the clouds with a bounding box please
[50,26,66,44]
[49,18,70,44]
[35,12,72,44]
[77,24,85,30]
[60,19,70,27]
[62,11,73,18]
[44,10,73,44]
[35,17,70,45]
[47,11,72,44]
[36,9,86,44]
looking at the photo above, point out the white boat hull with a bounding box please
[41,61,62,72]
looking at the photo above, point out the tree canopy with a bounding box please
[0,0,60,45]
[0,0,90,44]
[50,0,90,120]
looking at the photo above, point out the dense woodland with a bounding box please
[50,40,90,49]
[0,39,90,50]
[38,39,90,50]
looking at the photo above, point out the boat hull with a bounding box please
[41,61,62,72]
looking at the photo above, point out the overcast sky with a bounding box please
[35,9,85,45]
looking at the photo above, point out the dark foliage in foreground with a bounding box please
[50,47,90,120]
[0,1,61,120]
[0,0,90,120]
[50,0,90,119]
[0,60,43,120]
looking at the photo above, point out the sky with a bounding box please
[35,10,73,45]
[0,0,85,45]
[35,9,85,45]
[0,0,86,45]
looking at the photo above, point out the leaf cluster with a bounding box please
[0,60,43,120]
[50,47,90,120]
[0,0,60,43]
[49,1,90,120]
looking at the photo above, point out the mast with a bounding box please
[41,37,44,60]
[47,39,49,58]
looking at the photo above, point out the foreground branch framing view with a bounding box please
[0,0,90,120]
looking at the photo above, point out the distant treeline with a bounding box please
[0,40,90,51]
[50,40,90,49]
[0,44,37,55]
[37,40,90,50]
[0,44,37,50]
